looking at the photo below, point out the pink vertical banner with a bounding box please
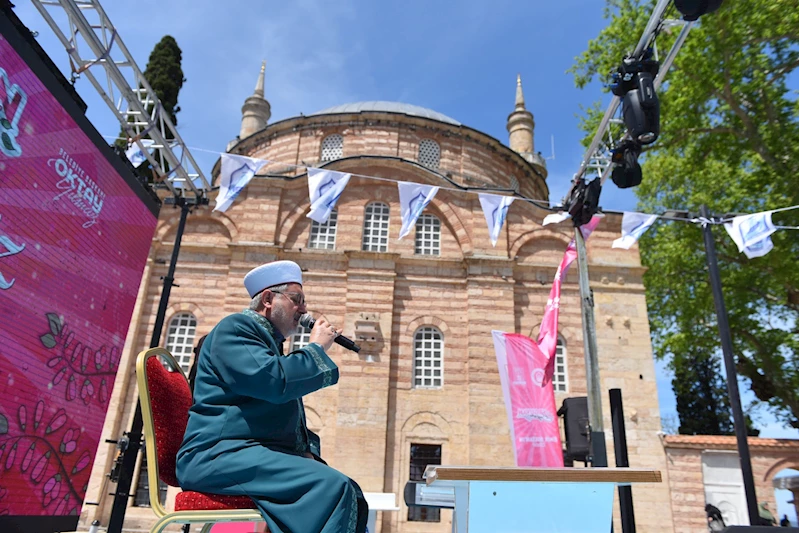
[493,332,564,467]
[493,216,600,466]
[537,216,601,367]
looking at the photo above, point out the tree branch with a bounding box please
[769,57,799,82]
[731,327,799,428]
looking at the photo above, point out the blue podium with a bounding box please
[421,466,662,533]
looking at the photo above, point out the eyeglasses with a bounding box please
[271,290,305,307]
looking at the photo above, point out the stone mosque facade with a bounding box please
[80,65,678,532]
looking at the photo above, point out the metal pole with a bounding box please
[699,205,759,525]
[107,197,191,533]
[574,226,608,467]
[610,389,635,533]
[652,21,695,92]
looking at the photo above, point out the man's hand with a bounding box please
[308,317,338,351]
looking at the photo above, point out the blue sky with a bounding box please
[12,0,797,504]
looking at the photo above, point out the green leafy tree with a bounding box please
[116,36,185,182]
[572,0,799,430]
[672,349,734,435]
[141,35,184,128]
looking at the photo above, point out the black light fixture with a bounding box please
[566,176,602,226]
[611,139,643,189]
[674,0,724,21]
[612,54,661,146]
[622,72,659,145]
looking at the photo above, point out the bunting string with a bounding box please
[105,135,799,256]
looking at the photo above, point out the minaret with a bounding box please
[507,74,536,156]
[239,61,272,140]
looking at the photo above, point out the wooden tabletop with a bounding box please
[424,466,662,485]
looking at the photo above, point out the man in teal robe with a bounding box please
[177,260,368,533]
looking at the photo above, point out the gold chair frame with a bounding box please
[136,347,264,533]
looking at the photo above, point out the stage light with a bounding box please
[611,140,643,189]
[566,176,602,227]
[674,0,724,21]
[622,72,660,145]
[611,54,660,145]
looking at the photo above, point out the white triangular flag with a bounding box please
[542,212,571,226]
[724,211,777,258]
[612,212,659,249]
[741,235,774,258]
[398,182,439,239]
[125,139,155,166]
[479,193,515,246]
[307,168,351,223]
[725,212,777,250]
[214,153,268,213]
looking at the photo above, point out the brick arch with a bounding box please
[282,206,315,249]
[280,192,397,249]
[764,456,799,483]
[163,302,205,324]
[400,411,452,437]
[425,197,473,256]
[159,304,204,347]
[405,316,450,337]
[527,321,572,344]
[277,200,311,246]
[559,327,578,344]
[156,212,238,242]
[303,310,328,322]
[510,228,572,260]
[304,405,323,432]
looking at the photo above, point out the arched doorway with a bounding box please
[773,468,799,527]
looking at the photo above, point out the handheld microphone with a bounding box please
[299,314,361,353]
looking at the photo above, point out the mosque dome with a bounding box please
[310,101,461,126]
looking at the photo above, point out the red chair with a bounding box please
[136,347,267,533]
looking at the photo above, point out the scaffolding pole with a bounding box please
[30,0,211,197]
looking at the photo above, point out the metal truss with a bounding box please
[30,0,211,198]
[564,0,695,202]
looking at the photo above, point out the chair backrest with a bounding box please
[136,347,192,490]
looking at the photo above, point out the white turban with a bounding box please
[243,260,303,298]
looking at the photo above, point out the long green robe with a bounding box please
[176,310,368,533]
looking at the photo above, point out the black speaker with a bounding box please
[558,397,590,462]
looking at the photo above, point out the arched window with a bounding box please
[413,326,444,388]
[290,325,311,352]
[414,213,440,256]
[418,139,440,170]
[165,312,197,373]
[553,337,568,392]
[362,202,390,252]
[320,134,343,161]
[308,208,338,250]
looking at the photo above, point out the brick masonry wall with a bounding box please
[80,115,675,533]
[665,439,799,533]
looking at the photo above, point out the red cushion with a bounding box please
[145,356,193,486]
[174,491,258,511]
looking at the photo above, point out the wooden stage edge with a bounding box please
[424,466,662,485]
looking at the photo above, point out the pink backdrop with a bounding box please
[0,34,157,517]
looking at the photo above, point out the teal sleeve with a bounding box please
[210,317,339,403]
